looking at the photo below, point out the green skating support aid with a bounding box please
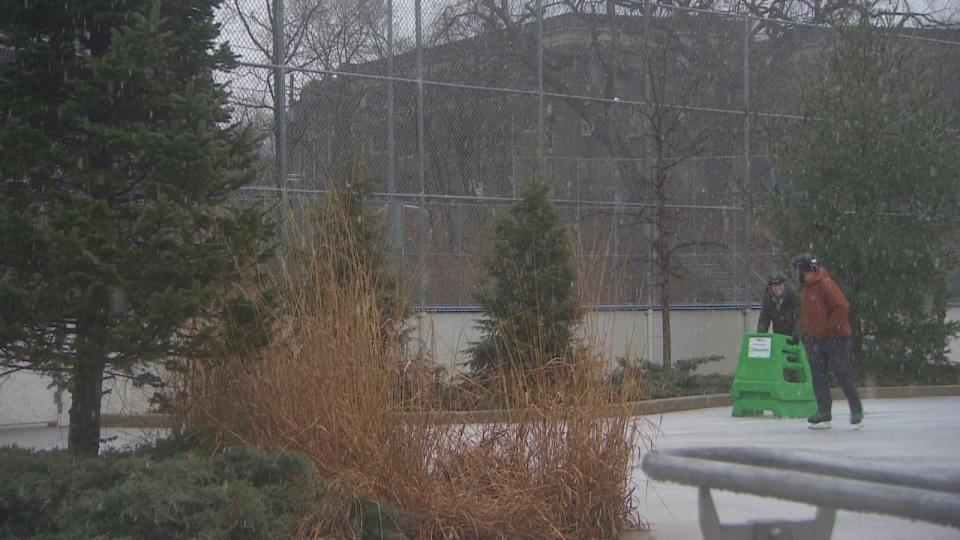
[730,333,818,419]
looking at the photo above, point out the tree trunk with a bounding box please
[68,351,106,458]
[655,139,672,370]
[659,223,672,370]
[662,293,672,370]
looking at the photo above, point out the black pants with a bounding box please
[804,336,862,416]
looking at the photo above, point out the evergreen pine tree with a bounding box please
[467,182,580,377]
[0,0,273,456]
[764,28,960,384]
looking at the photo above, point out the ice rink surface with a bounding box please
[631,396,960,540]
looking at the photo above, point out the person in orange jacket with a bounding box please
[794,253,863,430]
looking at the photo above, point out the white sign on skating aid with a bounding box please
[748,337,772,358]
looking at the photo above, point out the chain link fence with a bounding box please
[217,0,960,308]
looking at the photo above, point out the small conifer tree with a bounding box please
[467,182,580,377]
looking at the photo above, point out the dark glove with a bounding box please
[786,335,800,346]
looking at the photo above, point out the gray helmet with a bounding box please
[768,271,788,285]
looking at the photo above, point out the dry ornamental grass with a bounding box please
[182,192,644,539]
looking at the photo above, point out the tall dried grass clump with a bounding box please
[183,190,640,538]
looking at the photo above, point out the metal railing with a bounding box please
[641,446,960,539]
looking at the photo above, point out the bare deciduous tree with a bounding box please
[219,0,393,160]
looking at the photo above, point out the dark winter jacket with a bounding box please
[757,284,801,336]
[800,268,852,338]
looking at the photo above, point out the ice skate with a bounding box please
[807,411,831,430]
[850,411,864,430]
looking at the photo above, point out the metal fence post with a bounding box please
[415,0,428,342]
[642,2,655,307]
[272,0,287,214]
[742,14,753,305]
[537,0,544,175]
[387,0,399,252]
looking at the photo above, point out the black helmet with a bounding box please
[768,271,788,285]
[793,253,819,281]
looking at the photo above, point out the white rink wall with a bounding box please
[2,307,958,427]
[416,306,960,374]
[0,370,159,428]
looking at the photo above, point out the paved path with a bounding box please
[0,424,169,452]
[629,396,960,540]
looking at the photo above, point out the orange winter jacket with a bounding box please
[800,268,852,338]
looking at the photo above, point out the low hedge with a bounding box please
[0,443,317,539]
[614,355,733,400]
[0,440,412,539]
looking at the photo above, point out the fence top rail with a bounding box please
[417,303,762,313]
[641,446,960,529]
[236,186,747,211]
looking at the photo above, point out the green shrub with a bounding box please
[468,181,580,378]
[614,355,732,399]
[0,445,314,539]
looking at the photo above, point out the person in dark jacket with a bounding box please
[794,253,863,430]
[757,271,800,337]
